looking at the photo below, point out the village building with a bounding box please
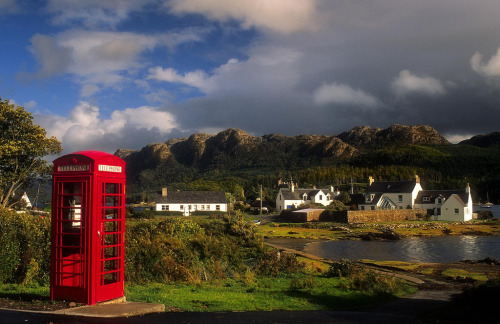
[155,188,227,216]
[275,182,338,212]
[359,176,423,211]
[414,185,473,221]
[359,176,474,221]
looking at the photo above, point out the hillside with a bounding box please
[116,124,449,177]
[459,132,500,148]
[113,124,500,204]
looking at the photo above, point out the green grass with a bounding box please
[441,269,489,282]
[125,274,409,312]
[359,260,421,271]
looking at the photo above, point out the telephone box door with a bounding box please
[95,178,125,302]
[52,178,90,302]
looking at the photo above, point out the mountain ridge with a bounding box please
[115,124,452,180]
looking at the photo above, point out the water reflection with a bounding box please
[304,235,500,263]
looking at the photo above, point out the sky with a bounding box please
[2,0,500,154]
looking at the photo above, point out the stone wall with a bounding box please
[332,209,427,224]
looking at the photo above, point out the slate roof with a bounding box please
[415,190,469,205]
[156,191,227,204]
[362,193,383,206]
[365,180,418,194]
[281,188,333,201]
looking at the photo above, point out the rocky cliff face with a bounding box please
[116,124,451,178]
[337,124,449,150]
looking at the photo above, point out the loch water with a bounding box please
[303,235,500,263]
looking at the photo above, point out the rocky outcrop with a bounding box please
[337,124,449,150]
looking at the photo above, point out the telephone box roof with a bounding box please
[53,150,125,175]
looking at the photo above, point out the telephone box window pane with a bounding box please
[103,272,118,285]
[104,221,119,233]
[104,259,118,272]
[104,208,119,220]
[61,234,82,247]
[104,233,119,246]
[63,183,82,194]
[105,196,119,207]
[104,246,119,258]
[105,183,120,194]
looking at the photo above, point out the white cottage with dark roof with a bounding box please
[275,182,337,212]
[359,176,473,221]
[155,188,227,216]
[359,176,423,211]
[414,184,473,221]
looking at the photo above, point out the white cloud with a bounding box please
[148,66,211,91]
[27,29,204,94]
[23,100,37,110]
[148,45,304,97]
[80,84,100,97]
[471,48,500,77]
[45,0,157,27]
[35,102,177,153]
[391,70,446,96]
[313,83,379,107]
[0,0,18,14]
[166,0,320,33]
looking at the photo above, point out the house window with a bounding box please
[279,195,282,200]
[361,206,365,210]
[161,205,169,211]
[303,194,307,201]
[399,206,403,209]
[436,208,441,215]
[206,205,210,210]
[371,206,375,210]
[437,198,442,204]
[423,197,430,202]
[454,208,459,214]
[180,205,184,209]
[201,205,205,210]
[398,195,403,202]
[319,195,323,200]
[327,194,331,200]
[216,205,220,211]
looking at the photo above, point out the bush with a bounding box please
[338,269,406,295]
[0,210,50,285]
[325,259,356,278]
[255,250,305,276]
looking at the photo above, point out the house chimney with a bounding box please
[466,183,470,194]
[162,187,168,197]
[313,185,316,189]
[415,175,420,183]
[291,181,295,192]
[330,185,334,193]
[369,176,374,186]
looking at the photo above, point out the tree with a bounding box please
[0,98,62,209]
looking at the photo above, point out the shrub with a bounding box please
[341,270,406,295]
[325,259,356,278]
[255,250,305,276]
[0,210,50,285]
[289,275,315,291]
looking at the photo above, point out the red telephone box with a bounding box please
[51,150,126,305]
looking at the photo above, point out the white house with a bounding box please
[276,183,338,212]
[359,176,423,211]
[155,188,227,216]
[414,184,473,221]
